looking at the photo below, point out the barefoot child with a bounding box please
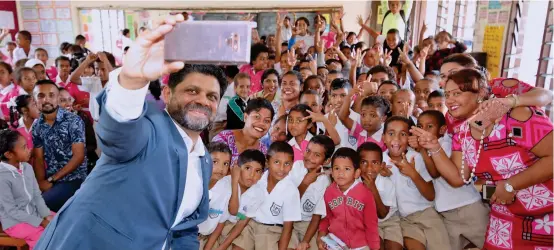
[318,147,380,250]
[288,135,335,250]
[358,142,403,250]
[0,129,54,249]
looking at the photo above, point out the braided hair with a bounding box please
[0,129,20,161]
[9,95,32,128]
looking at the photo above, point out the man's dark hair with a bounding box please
[267,141,294,161]
[332,147,360,170]
[17,30,31,42]
[55,56,70,67]
[250,43,270,65]
[368,65,396,81]
[245,97,275,121]
[168,64,228,98]
[238,149,266,170]
[35,79,58,89]
[357,142,384,162]
[309,135,335,160]
[122,29,130,36]
[75,34,86,41]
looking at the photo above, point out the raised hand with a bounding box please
[357,15,364,27]
[304,110,328,123]
[410,126,441,151]
[397,46,410,64]
[408,135,420,150]
[390,153,418,179]
[302,168,324,186]
[120,14,185,90]
[85,53,98,63]
[286,49,297,67]
[383,49,393,66]
[231,164,241,183]
[420,45,430,59]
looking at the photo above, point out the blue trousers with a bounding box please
[42,179,83,212]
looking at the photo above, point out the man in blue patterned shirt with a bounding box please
[32,80,87,212]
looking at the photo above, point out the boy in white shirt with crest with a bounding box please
[231,142,301,250]
[288,135,335,250]
[203,149,266,250]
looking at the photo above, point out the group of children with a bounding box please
[198,60,490,249]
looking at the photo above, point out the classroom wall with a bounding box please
[16,0,371,46]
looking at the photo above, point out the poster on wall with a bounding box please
[19,0,74,60]
[482,25,505,78]
[0,11,15,29]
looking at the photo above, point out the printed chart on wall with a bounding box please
[473,0,511,78]
[20,0,73,59]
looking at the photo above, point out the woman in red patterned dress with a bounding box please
[412,68,553,250]
[439,53,553,136]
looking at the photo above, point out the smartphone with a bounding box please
[482,184,496,200]
[164,21,257,65]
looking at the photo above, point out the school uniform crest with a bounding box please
[270,202,282,216]
[208,208,223,219]
[348,135,358,146]
[303,199,315,212]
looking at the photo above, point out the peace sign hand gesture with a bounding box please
[390,153,418,179]
[304,110,327,123]
[383,49,393,66]
[120,14,185,90]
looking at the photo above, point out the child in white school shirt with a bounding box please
[358,142,403,250]
[323,78,361,150]
[203,149,266,250]
[232,142,301,250]
[198,142,232,249]
[288,104,340,162]
[287,135,335,250]
[382,116,450,250]
[412,111,489,250]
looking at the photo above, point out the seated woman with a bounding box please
[213,97,274,166]
[412,68,553,250]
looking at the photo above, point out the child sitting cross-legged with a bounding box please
[318,147,380,250]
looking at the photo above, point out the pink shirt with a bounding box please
[46,66,57,80]
[350,122,386,151]
[321,31,337,49]
[289,133,313,162]
[0,83,26,120]
[15,117,33,149]
[239,64,264,94]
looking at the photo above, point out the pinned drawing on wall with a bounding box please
[22,9,39,20]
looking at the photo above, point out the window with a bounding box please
[79,9,125,64]
[518,1,550,85]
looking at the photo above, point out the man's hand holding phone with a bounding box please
[119,14,186,90]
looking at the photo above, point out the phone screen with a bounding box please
[483,185,496,200]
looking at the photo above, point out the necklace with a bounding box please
[460,122,487,184]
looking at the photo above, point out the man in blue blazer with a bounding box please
[35,14,227,250]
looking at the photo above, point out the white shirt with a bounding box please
[246,174,301,224]
[104,68,204,250]
[198,176,232,235]
[215,82,235,122]
[288,161,331,221]
[79,76,104,122]
[374,175,397,222]
[281,25,292,42]
[380,0,413,39]
[321,110,361,150]
[294,34,314,54]
[385,149,433,217]
[433,135,481,212]
[12,45,37,64]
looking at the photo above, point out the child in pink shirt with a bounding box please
[239,44,270,94]
[9,95,39,150]
[0,62,26,121]
[34,48,57,80]
[339,94,389,151]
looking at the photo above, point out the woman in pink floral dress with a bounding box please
[413,68,553,250]
[212,98,274,166]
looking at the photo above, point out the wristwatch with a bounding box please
[47,176,55,183]
[504,182,515,193]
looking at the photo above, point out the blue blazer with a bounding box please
[35,91,212,250]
